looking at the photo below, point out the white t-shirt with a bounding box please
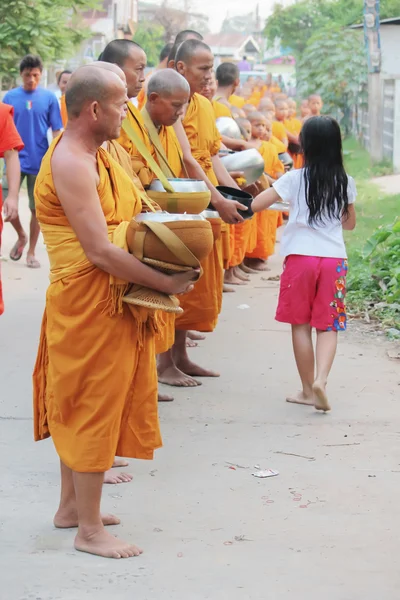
[273,169,356,259]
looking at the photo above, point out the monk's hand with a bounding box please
[212,193,246,225]
[167,269,200,295]
[3,195,19,222]
[228,170,245,180]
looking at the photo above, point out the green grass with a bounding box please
[342,138,400,329]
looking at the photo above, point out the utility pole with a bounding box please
[363,0,382,161]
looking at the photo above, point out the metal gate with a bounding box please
[382,79,395,161]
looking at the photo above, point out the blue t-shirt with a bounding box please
[3,86,62,175]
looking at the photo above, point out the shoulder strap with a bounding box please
[137,220,200,268]
[122,112,175,194]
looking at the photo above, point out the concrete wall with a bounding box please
[381,25,400,77]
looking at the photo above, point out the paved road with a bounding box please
[1,197,400,599]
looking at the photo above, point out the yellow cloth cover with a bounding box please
[33,137,162,471]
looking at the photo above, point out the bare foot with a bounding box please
[186,338,198,348]
[54,510,120,529]
[244,258,270,272]
[224,270,247,285]
[233,266,250,281]
[239,263,259,275]
[104,470,133,484]
[176,358,220,378]
[26,254,41,269]
[158,364,201,387]
[313,381,331,412]
[187,331,205,341]
[75,527,143,559]
[112,458,129,468]
[158,391,174,402]
[286,392,314,406]
[9,235,27,261]
[223,284,235,293]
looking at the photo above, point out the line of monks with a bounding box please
[32,30,323,559]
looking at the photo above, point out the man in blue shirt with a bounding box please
[3,54,62,268]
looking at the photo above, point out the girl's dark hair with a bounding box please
[300,116,349,226]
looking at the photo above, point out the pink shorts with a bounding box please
[276,255,348,331]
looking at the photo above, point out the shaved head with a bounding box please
[174,29,203,44]
[65,65,124,118]
[93,60,126,81]
[147,69,189,97]
[247,111,267,123]
[175,39,212,66]
[101,39,142,68]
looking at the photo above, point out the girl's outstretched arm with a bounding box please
[252,187,282,213]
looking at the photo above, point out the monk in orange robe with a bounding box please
[101,41,179,403]
[136,42,173,111]
[272,100,289,149]
[33,66,197,559]
[161,39,246,385]
[285,98,303,169]
[308,94,323,117]
[245,112,284,270]
[300,99,311,119]
[0,102,24,315]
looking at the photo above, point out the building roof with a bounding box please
[350,16,400,29]
[203,33,260,55]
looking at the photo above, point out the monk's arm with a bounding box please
[52,157,197,294]
[252,187,281,213]
[173,119,245,223]
[3,149,20,221]
[286,130,299,144]
[211,154,240,190]
[221,135,250,152]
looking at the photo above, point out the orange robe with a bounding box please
[212,99,231,119]
[117,109,181,352]
[272,121,288,149]
[0,102,24,316]
[229,94,245,109]
[137,70,153,111]
[246,142,284,261]
[60,94,68,128]
[177,92,223,332]
[270,135,287,154]
[33,137,162,471]
[285,117,303,169]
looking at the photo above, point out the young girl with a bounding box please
[252,116,356,412]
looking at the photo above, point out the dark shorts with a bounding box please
[21,172,37,212]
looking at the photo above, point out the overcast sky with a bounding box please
[168,0,295,33]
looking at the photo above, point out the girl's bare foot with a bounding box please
[54,510,120,529]
[75,527,143,559]
[312,381,331,412]
[286,392,314,406]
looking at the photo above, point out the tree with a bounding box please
[296,28,368,133]
[134,23,166,67]
[0,0,97,86]
[264,0,400,57]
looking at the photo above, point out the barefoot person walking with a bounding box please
[33,65,197,558]
[252,116,356,411]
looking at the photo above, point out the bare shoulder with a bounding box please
[52,138,99,187]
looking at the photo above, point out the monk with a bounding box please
[167,29,203,69]
[300,99,311,119]
[33,66,197,558]
[202,72,249,153]
[242,103,257,116]
[272,100,289,149]
[136,42,173,110]
[156,38,246,386]
[215,62,240,107]
[285,98,303,168]
[245,111,284,271]
[0,102,24,315]
[308,94,323,116]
